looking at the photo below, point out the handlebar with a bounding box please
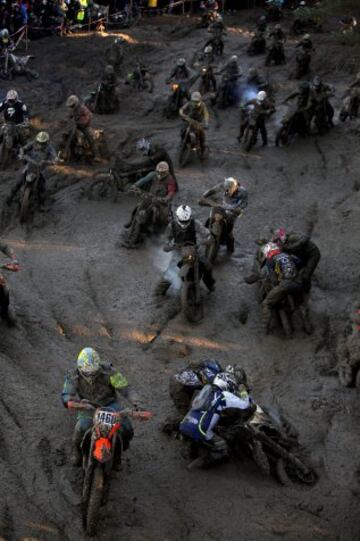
[0,262,20,272]
[67,400,153,420]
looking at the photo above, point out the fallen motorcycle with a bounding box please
[0,49,39,81]
[220,405,317,485]
[67,400,152,536]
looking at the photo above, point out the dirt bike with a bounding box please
[292,16,322,36]
[0,122,23,169]
[178,244,204,323]
[339,90,360,121]
[18,156,46,223]
[165,80,188,119]
[198,197,238,264]
[205,34,224,56]
[123,186,169,247]
[247,33,266,56]
[89,166,140,201]
[275,107,308,146]
[67,400,152,536]
[265,2,283,23]
[198,66,216,95]
[311,96,333,135]
[219,405,317,485]
[216,74,240,108]
[0,260,20,326]
[177,121,207,168]
[295,48,311,79]
[265,40,286,66]
[126,63,153,93]
[58,124,107,163]
[0,49,39,80]
[241,106,259,152]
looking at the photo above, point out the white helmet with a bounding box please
[156,161,169,178]
[175,205,192,229]
[6,89,18,101]
[36,131,50,144]
[213,372,237,392]
[191,91,202,103]
[224,177,238,193]
[204,45,213,54]
[257,90,267,102]
[177,57,186,67]
[230,55,238,63]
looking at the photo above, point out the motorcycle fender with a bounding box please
[93,437,113,463]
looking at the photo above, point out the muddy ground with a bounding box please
[0,9,359,541]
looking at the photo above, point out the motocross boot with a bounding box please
[226,235,235,254]
[71,427,83,467]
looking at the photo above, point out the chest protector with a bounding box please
[77,370,117,406]
[171,218,196,246]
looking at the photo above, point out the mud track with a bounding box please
[0,12,359,541]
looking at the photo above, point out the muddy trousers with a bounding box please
[262,280,303,327]
[0,285,10,320]
[72,401,134,462]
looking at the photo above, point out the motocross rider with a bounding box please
[123,161,177,248]
[7,131,56,208]
[282,81,312,134]
[200,177,248,254]
[309,76,334,128]
[167,57,191,83]
[246,67,268,92]
[65,94,95,156]
[296,33,314,52]
[105,37,125,73]
[62,347,139,466]
[94,64,118,114]
[260,242,304,331]
[179,91,209,157]
[0,239,18,325]
[163,360,249,434]
[180,371,254,469]
[0,89,29,147]
[238,90,274,146]
[154,204,214,298]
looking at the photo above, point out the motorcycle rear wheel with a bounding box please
[86,465,104,536]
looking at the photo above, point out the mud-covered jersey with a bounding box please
[135,171,177,199]
[61,363,137,408]
[0,99,28,124]
[180,387,251,441]
[203,182,248,217]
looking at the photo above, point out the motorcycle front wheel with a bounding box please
[177,140,191,168]
[85,464,105,536]
[19,185,32,223]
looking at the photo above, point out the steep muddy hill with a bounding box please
[0,12,359,541]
